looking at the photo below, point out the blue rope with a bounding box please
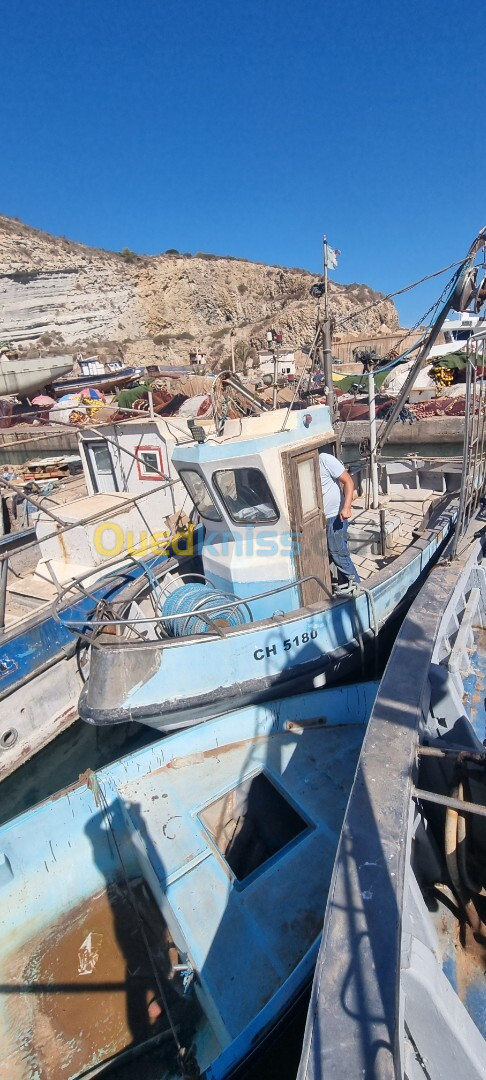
[162,582,250,636]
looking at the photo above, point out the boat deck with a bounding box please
[0,686,376,1078]
[349,489,441,580]
[118,721,366,1046]
[3,475,88,626]
[3,879,199,1079]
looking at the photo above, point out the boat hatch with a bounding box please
[198,771,310,883]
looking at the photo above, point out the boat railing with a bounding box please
[51,566,332,648]
[0,471,192,634]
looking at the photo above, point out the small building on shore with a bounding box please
[257,350,296,378]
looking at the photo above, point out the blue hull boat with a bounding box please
[0,679,378,1078]
[0,549,176,782]
[75,404,457,733]
[298,525,486,1079]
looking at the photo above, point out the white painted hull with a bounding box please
[0,354,73,396]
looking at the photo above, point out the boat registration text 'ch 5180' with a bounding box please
[253,630,319,660]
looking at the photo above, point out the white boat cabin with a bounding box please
[172,405,338,618]
[33,417,195,583]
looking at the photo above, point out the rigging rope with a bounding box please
[333,257,469,332]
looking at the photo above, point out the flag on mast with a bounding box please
[325,244,341,270]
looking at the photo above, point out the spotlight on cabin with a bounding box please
[188,418,207,443]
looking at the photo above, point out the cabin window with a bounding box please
[179,469,222,521]
[213,467,279,524]
[92,444,113,475]
[199,771,309,883]
[136,445,165,481]
[83,440,119,493]
[297,457,319,516]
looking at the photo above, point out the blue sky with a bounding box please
[1,0,483,326]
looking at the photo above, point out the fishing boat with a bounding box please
[0,353,73,397]
[0,421,199,782]
[72,228,486,735]
[0,372,275,781]
[53,366,143,396]
[297,521,486,1080]
[73,400,457,733]
[0,544,181,783]
[0,678,378,1078]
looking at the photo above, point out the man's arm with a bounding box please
[337,470,355,520]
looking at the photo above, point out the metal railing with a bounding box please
[52,571,332,649]
[0,477,195,634]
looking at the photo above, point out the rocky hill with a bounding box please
[0,215,399,368]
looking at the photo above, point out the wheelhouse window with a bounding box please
[213,467,279,524]
[179,469,222,521]
[92,443,113,475]
[136,446,165,480]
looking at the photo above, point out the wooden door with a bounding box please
[284,447,332,605]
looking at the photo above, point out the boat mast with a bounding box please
[320,236,337,422]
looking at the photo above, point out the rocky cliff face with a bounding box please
[0,215,399,366]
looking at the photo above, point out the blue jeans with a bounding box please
[326,516,360,584]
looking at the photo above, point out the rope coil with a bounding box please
[161,581,251,637]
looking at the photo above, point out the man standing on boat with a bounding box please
[319,451,360,588]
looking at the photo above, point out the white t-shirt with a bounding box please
[319,452,345,518]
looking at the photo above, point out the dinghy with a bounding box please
[298,524,486,1079]
[0,679,378,1078]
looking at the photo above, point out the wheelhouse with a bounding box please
[172,405,338,617]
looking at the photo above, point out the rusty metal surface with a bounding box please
[2,880,199,1079]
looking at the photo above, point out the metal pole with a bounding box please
[322,317,336,420]
[148,390,155,419]
[230,333,236,374]
[0,557,7,631]
[272,348,278,409]
[323,236,329,321]
[322,236,337,421]
[222,374,271,413]
[368,370,380,509]
[379,508,387,556]
[0,478,66,524]
[451,355,473,559]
